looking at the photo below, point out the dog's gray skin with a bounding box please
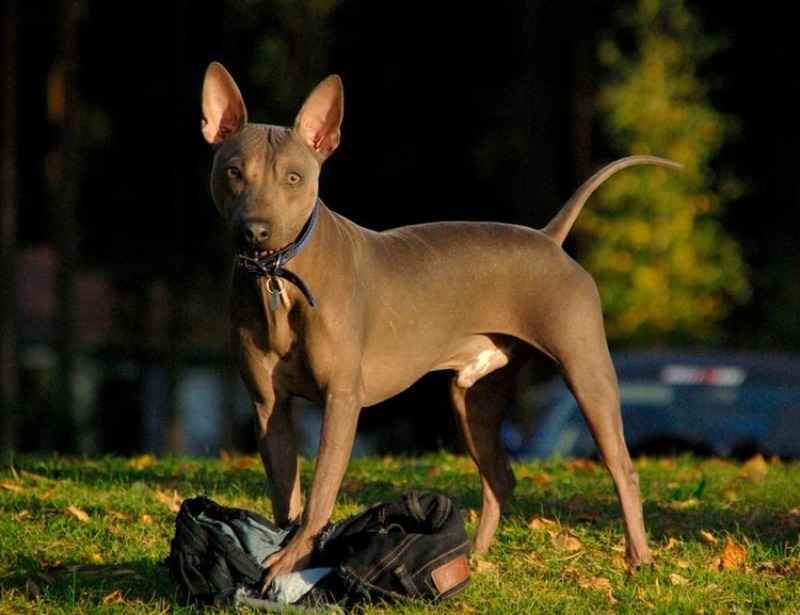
[201,61,681,588]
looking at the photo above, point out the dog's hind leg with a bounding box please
[561,351,652,565]
[547,276,652,565]
[450,363,519,554]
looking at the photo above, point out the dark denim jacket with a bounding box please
[313,490,471,604]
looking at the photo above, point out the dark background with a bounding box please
[2,1,799,457]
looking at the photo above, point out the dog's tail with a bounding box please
[541,155,683,246]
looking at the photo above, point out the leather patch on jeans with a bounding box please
[431,554,470,594]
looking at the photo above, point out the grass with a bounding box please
[1,452,799,613]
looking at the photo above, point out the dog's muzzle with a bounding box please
[236,200,319,309]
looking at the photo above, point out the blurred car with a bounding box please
[503,349,800,460]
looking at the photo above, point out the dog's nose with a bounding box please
[243,221,270,249]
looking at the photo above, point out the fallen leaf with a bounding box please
[565,459,597,473]
[230,455,258,471]
[719,538,749,571]
[127,455,155,471]
[610,555,630,571]
[461,509,479,524]
[739,454,768,482]
[578,576,612,591]
[528,516,559,531]
[669,573,690,586]
[471,557,500,576]
[552,529,582,552]
[699,530,719,545]
[155,490,183,513]
[103,590,124,604]
[141,514,155,524]
[664,537,682,550]
[20,470,49,482]
[1,480,22,492]
[68,505,90,522]
[668,498,700,510]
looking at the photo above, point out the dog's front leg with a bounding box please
[254,395,302,527]
[262,393,361,589]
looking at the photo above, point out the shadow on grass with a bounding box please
[0,554,192,611]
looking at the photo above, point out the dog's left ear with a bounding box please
[293,75,344,161]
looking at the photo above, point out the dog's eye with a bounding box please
[286,172,303,186]
[226,166,242,180]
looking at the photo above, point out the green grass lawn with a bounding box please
[1,452,799,613]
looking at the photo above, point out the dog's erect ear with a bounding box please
[201,62,247,146]
[293,75,343,161]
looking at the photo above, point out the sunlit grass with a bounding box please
[1,452,798,613]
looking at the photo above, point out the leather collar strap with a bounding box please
[236,199,319,307]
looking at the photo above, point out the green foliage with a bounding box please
[2,453,800,614]
[578,0,751,346]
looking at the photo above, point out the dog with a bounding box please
[200,61,681,587]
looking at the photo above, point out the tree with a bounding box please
[576,0,750,346]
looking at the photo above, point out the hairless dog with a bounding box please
[200,62,681,590]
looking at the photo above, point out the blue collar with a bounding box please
[237,199,319,307]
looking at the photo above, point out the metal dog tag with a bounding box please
[266,276,284,311]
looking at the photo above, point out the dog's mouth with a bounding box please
[234,199,320,308]
[240,246,283,260]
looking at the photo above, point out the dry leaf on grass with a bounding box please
[738,454,768,482]
[669,573,690,586]
[127,455,155,470]
[564,567,617,602]
[471,557,501,576]
[565,459,598,473]
[699,530,718,545]
[528,516,559,531]
[552,529,582,551]
[67,505,90,522]
[155,489,183,513]
[229,455,259,471]
[719,538,749,572]
[461,509,479,524]
[1,480,23,492]
[103,590,124,604]
[578,576,612,591]
[668,498,700,510]
[663,537,682,550]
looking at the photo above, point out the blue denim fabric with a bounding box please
[312,490,471,604]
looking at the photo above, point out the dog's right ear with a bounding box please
[201,62,247,146]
